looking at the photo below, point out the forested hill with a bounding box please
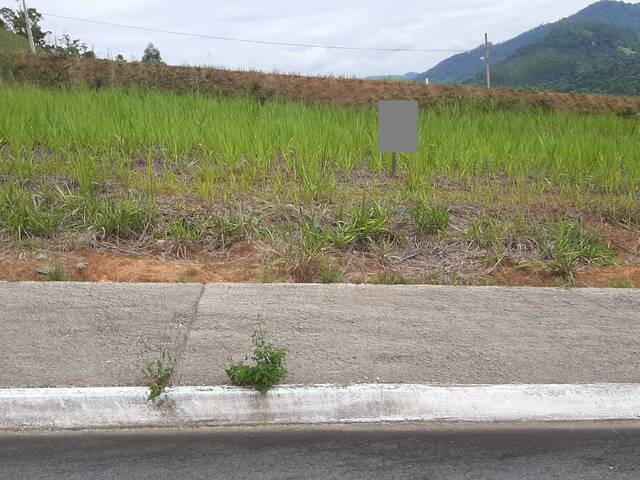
[414,24,553,84]
[470,22,640,96]
[413,1,640,86]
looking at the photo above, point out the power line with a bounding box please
[41,12,469,53]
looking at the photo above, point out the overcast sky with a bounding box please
[4,0,639,76]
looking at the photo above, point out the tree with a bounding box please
[50,34,94,59]
[0,4,48,47]
[115,54,126,62]
[141,43,163,64]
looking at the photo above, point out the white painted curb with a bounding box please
[1,384,639,430]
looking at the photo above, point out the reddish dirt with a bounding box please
[1,241,638,288]
[575,266,640,288]
[491,265,640,288]
[0,242,271,283]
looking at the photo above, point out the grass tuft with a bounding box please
[372,271,412,285]
[535,220,615,282]
[319,261,345,284]
[46,264,66,281]
[331,202,392,249]
[412,203,450,235]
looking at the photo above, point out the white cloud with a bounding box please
[3,0,639,76]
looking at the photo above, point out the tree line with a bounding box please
[0,3,164,63]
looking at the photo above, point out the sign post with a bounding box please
[378,100,419,176]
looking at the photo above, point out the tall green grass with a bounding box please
[0,85,638,196]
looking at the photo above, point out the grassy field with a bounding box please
[0,84,638,286]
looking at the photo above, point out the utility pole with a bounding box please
[484,33,491,90]
[21,0,36,54]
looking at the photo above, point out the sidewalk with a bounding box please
[2,282,639,388]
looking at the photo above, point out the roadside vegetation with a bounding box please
[226,328,287,394]
[0,84,637,287]
[144,350,175,407]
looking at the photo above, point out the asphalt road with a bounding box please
[2,423,640,479]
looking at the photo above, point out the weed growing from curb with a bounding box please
[144,350,175,407]
[226,327,287,394]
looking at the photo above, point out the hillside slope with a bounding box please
[415,0,640,84]
[471,22,640,96]
[0,29,29,54]
[415,24,552,84]
[4,54,640,116]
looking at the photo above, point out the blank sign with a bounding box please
[378,100,419,153]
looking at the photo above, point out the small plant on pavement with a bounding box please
[226,327,287,394]
[144,350,175,407]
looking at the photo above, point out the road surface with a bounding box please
[1,423,639,479]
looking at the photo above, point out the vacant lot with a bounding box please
[0,85,638,286]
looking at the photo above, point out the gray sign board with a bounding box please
[378,100,419,153]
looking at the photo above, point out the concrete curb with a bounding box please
[2,384,640,430]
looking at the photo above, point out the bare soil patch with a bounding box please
[1,232,638,288]
[0,242,269,283]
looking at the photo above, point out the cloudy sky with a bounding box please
[4,0,638,76]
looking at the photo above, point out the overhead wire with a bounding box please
[42,12,469,53]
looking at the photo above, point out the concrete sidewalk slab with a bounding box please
[180,284,640,386]
[0,282,203,387]
[1,282,639,388]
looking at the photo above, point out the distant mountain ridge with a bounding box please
[415,24,553,84]
[395,1,640,89]
[469,21,640,96]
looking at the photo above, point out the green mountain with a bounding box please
[415,24,553,84]
[414,0,640,85]
[470,21,640,96]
